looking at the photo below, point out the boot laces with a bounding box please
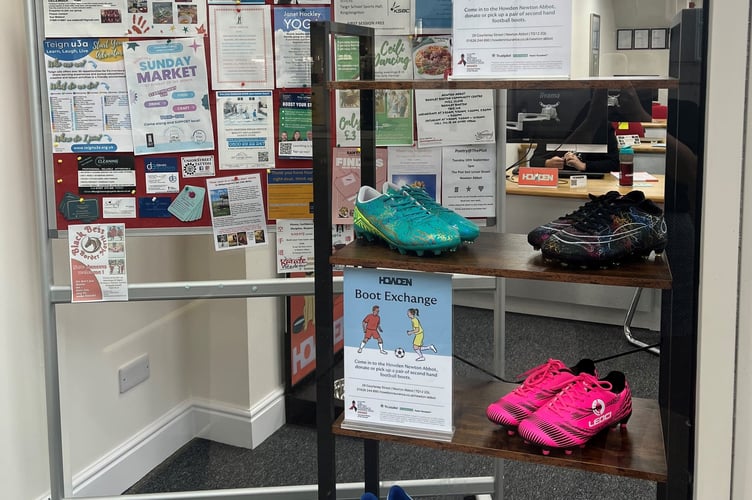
[572,204,619,233]
[513,359,567,396]
[559,192,616,222]
[385,193,434,222]
[404,186,452,214]
[547,373,613,414]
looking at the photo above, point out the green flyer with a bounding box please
[376,89,414,146]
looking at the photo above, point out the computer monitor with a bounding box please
[506,88,609,153]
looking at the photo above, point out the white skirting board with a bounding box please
[58,388,285,498]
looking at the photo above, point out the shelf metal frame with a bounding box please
[309,20,511,500]
[624,288,661,355]
[310,21,376,500]
[308,19,682,500]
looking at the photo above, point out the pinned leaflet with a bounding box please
[168,185,206,222]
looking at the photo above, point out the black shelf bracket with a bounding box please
[311,21,377,500]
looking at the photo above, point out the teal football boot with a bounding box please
[353,185,461,256]
[383,182,481,242]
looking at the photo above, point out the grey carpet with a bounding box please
[125,307,660,499]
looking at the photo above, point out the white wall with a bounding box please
[606,0,676,77]
[51,236,195,479]
[570,0,603,78]
[48,234,284,486]
[571,0,673,78]
[245,249,284,406]
[734,9,752,498]
[2,1,51,498]
[696,1,746,497]
[183,236,251,408]
[734,65,752,498]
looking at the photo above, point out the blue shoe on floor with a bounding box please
[360,484,413,499]
[383,182,480,242]
[387,485,413,500]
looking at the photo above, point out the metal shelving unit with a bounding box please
[310,20,683,500]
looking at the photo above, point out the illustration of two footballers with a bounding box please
[358,305,437,361]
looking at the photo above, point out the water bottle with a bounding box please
[619,146,634,186]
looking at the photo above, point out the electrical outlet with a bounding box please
[118,354,150,393]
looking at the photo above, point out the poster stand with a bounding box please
[341,268,455,443]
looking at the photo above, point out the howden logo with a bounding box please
[521,172,555,182]
[379,276,412,286]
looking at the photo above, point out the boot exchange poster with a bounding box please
[342,268,453,441]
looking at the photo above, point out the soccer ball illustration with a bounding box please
[394,347,406,358]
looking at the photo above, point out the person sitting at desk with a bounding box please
[528,88,619,173]
[529,124,619,173]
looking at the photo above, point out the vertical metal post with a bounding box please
[660,7,708,499]
[311,21,337,500]
[25,0,67,497]
[357,23,379,497]
[493,89,508,500]
[364,439,379,494]
[312,22,377,499]
[358,33,376,189]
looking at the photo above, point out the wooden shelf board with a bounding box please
[333,378,667,483]
[330,232,672,289]
[326,77,678,91]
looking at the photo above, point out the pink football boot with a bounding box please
[517,371,633,455]
[486,359,597,435]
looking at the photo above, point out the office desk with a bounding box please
[632,142,666,153]
[632,143,666,174]
[456,175,664,330]
[506,174,665,202]
[516,143,666,174]
[642,120,667,140]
